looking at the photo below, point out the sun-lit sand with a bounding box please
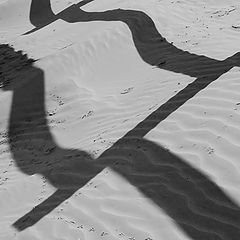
[1,0,240,239]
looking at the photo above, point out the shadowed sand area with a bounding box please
[1,0,240,239]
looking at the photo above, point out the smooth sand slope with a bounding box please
[1,0,240,240]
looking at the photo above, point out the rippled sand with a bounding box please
[1,0,240,239]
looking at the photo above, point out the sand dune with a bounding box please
[1,0,240,240]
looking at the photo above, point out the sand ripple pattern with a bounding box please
[1,1,240,240]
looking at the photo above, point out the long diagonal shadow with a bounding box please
[1,0,240,238]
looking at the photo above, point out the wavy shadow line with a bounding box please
[0,0,239,238]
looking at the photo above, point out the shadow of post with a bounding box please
[0,0,239,238]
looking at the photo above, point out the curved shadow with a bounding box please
[0,0,239,238]
[25,0,240,75]
[0,45,102,229]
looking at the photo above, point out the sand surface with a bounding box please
[1,0,240,239]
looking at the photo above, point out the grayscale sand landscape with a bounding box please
[0,0,240,239]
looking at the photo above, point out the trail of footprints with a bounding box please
[32,176,156,240]
[51,211,155,240]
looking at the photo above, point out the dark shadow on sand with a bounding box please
[1,0,240,238]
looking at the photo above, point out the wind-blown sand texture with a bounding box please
[1,0,240,239]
